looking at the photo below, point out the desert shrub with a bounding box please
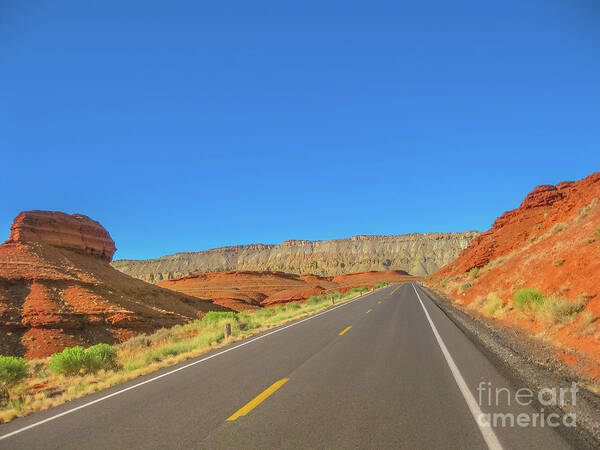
[440,278,450,288]
[536,297,587,326]
[468,267,480,278]
[275,305,285,313]
[49,347,89,375]
[513,288,545,311]
[286,302,301,311]
[553,259,565,267]
[483,297,503,317]
[120,334,152,350]
[49,344,117,375]
[86,344,117,372]
[201,311,239,324]
[461,282,472,291]
[0,356,29,387]
[595,228,600,238]
[374,282,388,289]
[577,198,598,222]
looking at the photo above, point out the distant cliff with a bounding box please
[112,232,480,282]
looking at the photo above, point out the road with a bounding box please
[0,283,574,449]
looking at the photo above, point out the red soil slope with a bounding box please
[158,270,415,311]
[0,211,230,359]
[430,171,600,379]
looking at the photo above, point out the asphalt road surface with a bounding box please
[0,283,574,449]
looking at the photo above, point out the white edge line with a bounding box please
[0,286,390,441]
[411,283,503,450]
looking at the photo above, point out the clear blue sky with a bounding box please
[2,1,599,260]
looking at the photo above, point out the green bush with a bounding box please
[86,344,117,372]
[595,228,600,237]
[461,282,472,291]
[201,311,239,324]
[514,288,546,311]
[49,346,89,376]
[49,344,118,375]
[374,282,388,289]
[468,267,480,278]
[0,356,29,387]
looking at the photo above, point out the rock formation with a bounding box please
[0,211,230,358]
[157,270,415,311]
[431,171,600,378]
[113,232,479,283]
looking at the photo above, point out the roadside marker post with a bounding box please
[224,323,232,340]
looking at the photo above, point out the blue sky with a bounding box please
[1,1,599,260]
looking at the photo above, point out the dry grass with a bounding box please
[0,286,381,423]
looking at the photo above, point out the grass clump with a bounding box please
[513,288,545,312]
[201,311,239,324]
[553,259,565,267]
[483,297,504,317]
[595,228,600,238]
[536,297,587,326]
[374,282,388,289]
[461,282,472,291]
[468,267,480,278]
[286,301,301,311]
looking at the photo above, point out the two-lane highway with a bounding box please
[0,284,572,449]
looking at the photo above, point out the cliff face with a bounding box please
[430,171,600,379]
[0,211,230,358]
[113,232,480,283]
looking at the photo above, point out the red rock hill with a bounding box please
[0,211,230,359]
[158,269,415,311]
[431,171,600,378]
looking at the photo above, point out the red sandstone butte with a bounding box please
[0,211,231,359]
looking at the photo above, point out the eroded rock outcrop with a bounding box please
[0,211,231,358]
[431,171,600,379]
[9,211,116,261]
[113,232,479,282]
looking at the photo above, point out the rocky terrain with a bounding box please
[157,270,416,311]
[0,211,230,359]
[113,232,479,283]
[429,171,600,381]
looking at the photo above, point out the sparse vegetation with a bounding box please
[551,223,567,234]
[461,282,472,291]
[595,228,600,238]
[483,297,504,317]
[553,259,565,267]
[440,278,450,288]
[468,267,480,278]
[0,283,386,423]
[577,311,597,334]
[513,288,545,313]
[513,288,589,325]
[374,281,388,289]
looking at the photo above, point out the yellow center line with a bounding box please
[366,309,372,314]
[226,379,289,421]
[389,286,400,296]
[339,326,352,335]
